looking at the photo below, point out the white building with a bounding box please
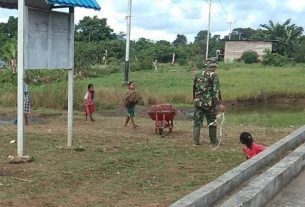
[224,40,272,63]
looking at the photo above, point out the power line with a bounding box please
[217,0,229,16]
[204,0,230,26]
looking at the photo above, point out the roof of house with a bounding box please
[0,0,100,10]
[48,0,100,10]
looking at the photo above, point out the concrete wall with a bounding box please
[224,41,272,63]
[0,0,50,9]
[219,143,305,207]
[25,8,73,70]
[169,125,305,207]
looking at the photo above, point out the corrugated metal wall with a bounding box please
[47,0,100,10]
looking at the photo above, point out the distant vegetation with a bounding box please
[1,16,305,78]
[1,16,305,110]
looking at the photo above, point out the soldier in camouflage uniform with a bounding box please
[192,63,223,145]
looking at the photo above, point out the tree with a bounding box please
[172,34,187,47]
[0,16,17,39]
[260,19,304,57]
[116,31,126,41]
[155,40,174,63]
[294,35,305,63]
[0,16,17,58]
[75,16,116,42]
[194,30,208,44]
[191,30,208,61]
[1,38,17,72]
[230,28,258,40]
[6,16,17,38]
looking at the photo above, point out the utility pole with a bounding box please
[227,21,233,40]
[124,0,132,84]
[17,0,25,157]
[205,0,211,61]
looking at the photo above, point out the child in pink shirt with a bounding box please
[84,83,95,121]
[240,132,266,159]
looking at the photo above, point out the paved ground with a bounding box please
[268,168,305,207]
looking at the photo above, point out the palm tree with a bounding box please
[260,19,304,57]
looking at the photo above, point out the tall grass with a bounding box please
[1,63,305,110]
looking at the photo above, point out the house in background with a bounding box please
[224,40,272,63]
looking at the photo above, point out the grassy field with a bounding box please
[1,63,305,110]
[0,107,299,207]
[1,63,305,206]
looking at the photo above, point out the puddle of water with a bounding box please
[0,117,47,126]
[228,98,305,114]
[0,119,16,125]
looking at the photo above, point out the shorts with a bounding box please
[127,105,135,117]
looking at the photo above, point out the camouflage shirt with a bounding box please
[193,69,221,109]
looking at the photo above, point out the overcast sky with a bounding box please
[0,0,305,42]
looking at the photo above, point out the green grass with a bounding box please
[220,63,305,100]
[73,63,305,103]
[1,63,305,110]
[1,63,304,206]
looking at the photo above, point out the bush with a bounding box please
[130,57,154,71]
[0,69,16,84]
[262,50,287,67]
[241,50,258,64]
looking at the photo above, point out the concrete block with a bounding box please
[218,143,305,207]
[170,125,305,207]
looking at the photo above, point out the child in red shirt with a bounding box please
[240,132,266,159]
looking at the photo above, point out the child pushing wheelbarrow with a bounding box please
[148,104,177,136]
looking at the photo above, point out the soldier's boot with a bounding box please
[193,127,201,145]
[209,126,219,145]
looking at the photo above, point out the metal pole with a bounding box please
[67,7,75,147]
[205,0,211,61]
[17,0,25,157]
[124,0,132,84]
[228,21,232,40]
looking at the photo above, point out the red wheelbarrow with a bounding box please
[148,104,177,135]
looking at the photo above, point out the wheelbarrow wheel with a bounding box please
[158,128,163,135]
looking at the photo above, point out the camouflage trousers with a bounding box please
[193,106,217,128]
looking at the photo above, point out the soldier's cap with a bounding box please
[208,63,218,67]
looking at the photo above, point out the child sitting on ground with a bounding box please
[240,132,266,159]
[123,81,142,128]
